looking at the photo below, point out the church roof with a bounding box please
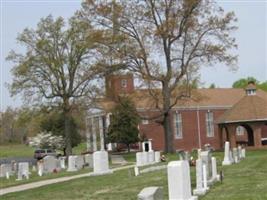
[217,92,267,124]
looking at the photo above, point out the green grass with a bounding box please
[0,168,92,189]
[0,144,35,158]
[2,150,267,200]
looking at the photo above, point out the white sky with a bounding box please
[1,0,267,111]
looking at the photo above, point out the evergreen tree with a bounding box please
[107,97,140,152]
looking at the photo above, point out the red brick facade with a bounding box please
[104,74,267,151]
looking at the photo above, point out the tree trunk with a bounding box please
[127,144,130,153]
[63,99,72,156]
[162,84,174,153]
[163,112,174,153]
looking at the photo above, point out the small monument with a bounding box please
[222,141,232,165]
[167,160,198,200]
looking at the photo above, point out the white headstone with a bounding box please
[17,162,29,180]
[67,156,78,172]
[6,171,10,179]
[136,152,143,167]
[134,166,139,176]
[84,154,93,168]
[142,152,149,165]
[38,162,44,176]
[232,148,239,163]
[93,151,112,175]
[193,159,207,195]
[167,160,198,200]
[200,151,212,181]
[59,157,66,169]
[211,157,220,182]
[222,141,232,165]
[154,151,161,163]
[237,146,242,160]
[229,150,234,163]
[75,155,84,170]
[137,187,163,200]
[197,149,202,160]
[148,151,155,163]
[241,148,246,158]
[202,165,209,191]
[0,164,12,178]
[43,156,58,173]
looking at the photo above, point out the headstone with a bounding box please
[193,159,207,195]
[241,148,246,158]
[197,149,202,160]
[134,166,139,176]
[43,156,58,173]
[84,154,93,168]
[37,161,44,176]
[32,165,37,172]
[200,151,212,182]
[211,157,220,182]
[202,165,209,191]
[6,171,10,179]
[179,150,186,160]
[222,141,232,165]
[17,162,29,180]
[67,156,78,172]
[232,148,239,163]
[154,151,161,163]
[76,155,84,170]
[142,152,149,165]
[137,187,163,200]
[229,150,234,163]
[136,152,143,167]
[59,157,66,169]
[0,164,12,178]
[237,146,242,160]
[167,161,198,200]
[93,151,112,175]
[148,151,155,163]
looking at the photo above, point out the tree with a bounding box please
[232,77,267,92]
[232,77,258,88]
[40,111,82,155]
[107,97,140,152]
[80,0,237,152]
[7,15,107,155]
[209,83,216,88]
[28,131,64,150]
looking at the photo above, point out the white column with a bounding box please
[106,113,113,151]
[222,141,232,165]
[148,139,152,151]
[86,117,93,152]
[99,116,105,151]
[167,161,198,200]
[92,117,97,152]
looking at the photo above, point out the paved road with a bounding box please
[0,157,37,165]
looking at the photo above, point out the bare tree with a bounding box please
[7,15,109,155]
[80,0,238,152]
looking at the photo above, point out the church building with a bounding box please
[85,74,267,152]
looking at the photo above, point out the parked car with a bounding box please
[34,149,58,160]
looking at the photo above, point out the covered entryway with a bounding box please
[217,82,267,148]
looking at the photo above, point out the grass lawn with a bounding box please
[2,150,267,200]
[0,144,35,158]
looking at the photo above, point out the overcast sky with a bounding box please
[1,0,267,111]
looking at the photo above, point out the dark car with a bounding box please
[34,149,58,160]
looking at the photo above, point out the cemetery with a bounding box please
[1,141,267,200]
